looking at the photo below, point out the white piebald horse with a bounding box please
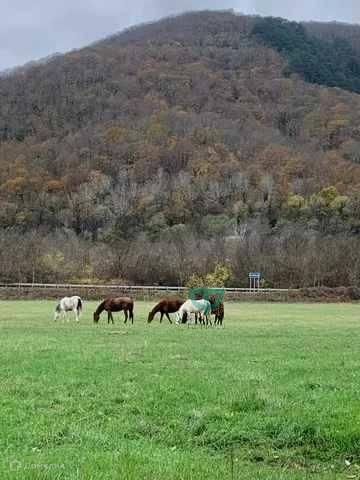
[175,299,212,326]
[54,296,83,322]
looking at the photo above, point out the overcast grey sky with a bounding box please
[1,1,360,71]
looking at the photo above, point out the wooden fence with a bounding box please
[0,283,293,301]
[0,283,357,301]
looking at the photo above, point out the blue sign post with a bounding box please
[249,272,261,290]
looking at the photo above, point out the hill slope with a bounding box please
[0,10,360,287]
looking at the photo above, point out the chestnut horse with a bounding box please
[148,298,184,324]
[93,297,134,324]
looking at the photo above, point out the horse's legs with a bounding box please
[130,309,134,325]
[165,312,172,324]
[160,312,163,323]
[176,311,184,325]
[189,312,197,327]
[107,312,111,324]
[73,308,79,322]
[124,310,128,324]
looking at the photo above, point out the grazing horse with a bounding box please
[176,299,212,326]
[211,302,225,326]
[93,297,134,324]
[54,296,83,322]
[148,298,184,324]
[209,295,225,327]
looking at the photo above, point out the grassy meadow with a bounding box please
[1,301,360,479]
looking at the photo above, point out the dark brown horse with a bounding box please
[209,295,224,327]
[148,298,184,324]
[212,302,224,326]
[93,297,134,324]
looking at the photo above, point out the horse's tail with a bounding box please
[54,303,61,320]
[77,298,83,313]
[129,301,134,322]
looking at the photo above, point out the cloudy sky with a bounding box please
[1,0,360,71]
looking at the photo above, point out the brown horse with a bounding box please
[148,298,184,324]
[212,302,224,326]
[93,297,134,324]
[209,295,224,327]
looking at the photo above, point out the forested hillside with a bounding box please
[1,10,360,287]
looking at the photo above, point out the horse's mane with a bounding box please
[95,300,106,315]
[150,303,160,315]
[148,302,161,321]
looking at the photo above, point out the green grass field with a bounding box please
[1,301,360,479]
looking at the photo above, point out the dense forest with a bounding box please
[1,10,360,287]
[253,17,360,93]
